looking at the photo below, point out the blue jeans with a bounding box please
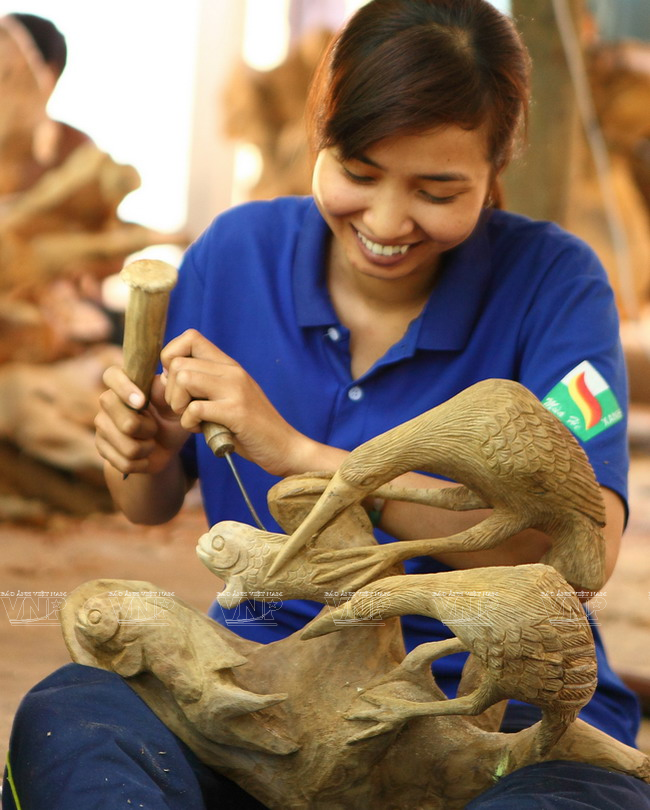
[4,664,650,809]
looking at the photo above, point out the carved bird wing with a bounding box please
[481,384,605,525]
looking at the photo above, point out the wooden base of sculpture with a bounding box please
[60,573,649,809]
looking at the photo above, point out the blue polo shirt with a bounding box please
[165,196,637,744]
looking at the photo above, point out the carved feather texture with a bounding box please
[308,564,598,729]
[305,379,608,591]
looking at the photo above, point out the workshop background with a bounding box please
[0,0,649,766]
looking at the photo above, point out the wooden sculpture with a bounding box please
[303,564,597,758]
[223,29,332,200]
[197,473,402,608]
[59,380,650,808]
[269,378,606,593]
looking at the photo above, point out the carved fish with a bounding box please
[74,589,297,754]
[197,518,389,608]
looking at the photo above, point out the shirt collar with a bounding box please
[293,200,493,351]
[293,200,337,327]
[417,209,493,351]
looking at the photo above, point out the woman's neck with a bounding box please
[327,237,439,313]
[326,240,439,378]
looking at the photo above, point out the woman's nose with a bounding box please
[361,188,414,241]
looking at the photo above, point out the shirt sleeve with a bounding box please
[515,233,629,509]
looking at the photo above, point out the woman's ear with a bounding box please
[485,175,505,209]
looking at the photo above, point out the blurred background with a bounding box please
[0,0,649,762]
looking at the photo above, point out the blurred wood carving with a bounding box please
[223,29,332,200]
[504,4,650,322]
[0,18,187,519]
[566,38,650,320]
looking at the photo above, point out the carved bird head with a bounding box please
[267,464,379,576]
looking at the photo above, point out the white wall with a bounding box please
[2,0,204,233]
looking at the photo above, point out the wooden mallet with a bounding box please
[120,259,265,528]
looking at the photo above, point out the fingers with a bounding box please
[94,405,157,474]
[163,358,230,415]
[161,328,232,367]
[102,364,147,410]
[162,352,250,434]
[95,365,162,474]
[159,329,311,477]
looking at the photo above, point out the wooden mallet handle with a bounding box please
[121,258,235,457]
[121,259,178,404]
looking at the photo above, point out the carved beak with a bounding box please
[301,603,354,639]
[302,588,393,639]
[267,469,368,576]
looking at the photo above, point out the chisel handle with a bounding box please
[202,422,235,457]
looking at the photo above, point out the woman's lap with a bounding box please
[2,663,265,810]
[3,663,649,809]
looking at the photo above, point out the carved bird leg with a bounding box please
[343,638,467,743]
[311,512,526,591]
[335,638,462,744]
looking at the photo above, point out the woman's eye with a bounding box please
[420,190,458,204]
[342,166,374,183]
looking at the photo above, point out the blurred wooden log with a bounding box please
[223,29,331,199]
[0,347,121,518]
[504,0,584,222]
[0,440,113,519]
[0,142,187,294]
[505,4,650,322]
[0,346,121,473]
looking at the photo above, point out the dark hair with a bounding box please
[10,13,67,78]
[307,0,530,172]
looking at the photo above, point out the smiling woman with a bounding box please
[4,1,647,808]
[312,128,492,285]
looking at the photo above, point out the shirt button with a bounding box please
[348,386,363,401]
[327,327,341,342]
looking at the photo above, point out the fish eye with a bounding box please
[211,534,225,551]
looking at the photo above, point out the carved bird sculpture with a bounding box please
[303,564,598,757]
[268,379,606,592]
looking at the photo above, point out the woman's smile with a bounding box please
[354,226,418,263]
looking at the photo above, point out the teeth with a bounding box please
[357,231,410,256]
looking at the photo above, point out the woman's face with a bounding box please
[312,125,493,286]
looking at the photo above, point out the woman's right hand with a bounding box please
[94,365,190,476]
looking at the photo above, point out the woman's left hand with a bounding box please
[160,329,312,477]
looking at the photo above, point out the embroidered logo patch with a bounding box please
[542,361,623,441]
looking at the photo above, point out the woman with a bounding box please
[5,1,649,807]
